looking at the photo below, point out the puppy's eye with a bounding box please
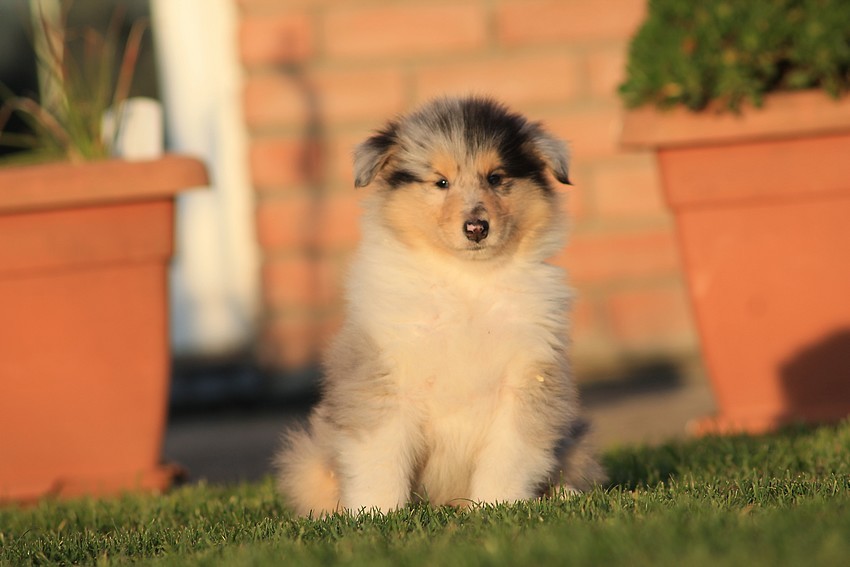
[487,173,503,186]
[435,178,449,190]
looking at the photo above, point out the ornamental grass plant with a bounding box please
[0,0,146,163]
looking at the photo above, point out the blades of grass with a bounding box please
[0,96,78,161]
[97,4,126,154]
[3,0,145,162]
[107,15,147,145]
[0,132,42,149]
[1,422,849,565]
[107,19,148,152]
[30,0,67,122]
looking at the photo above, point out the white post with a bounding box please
[150,0,259,358]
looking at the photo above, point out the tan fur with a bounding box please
[276,97,604,517]
[274,412,341,516]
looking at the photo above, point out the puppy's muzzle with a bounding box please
[464,219,489,243]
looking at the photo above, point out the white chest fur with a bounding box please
[346,234,570,410]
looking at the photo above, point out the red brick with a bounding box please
[558,229,682,285]
[245,70,406,131]
[256,196,312,250]
[244,75,308,131]
[239,0,321,10]
[559,167,589,221]
[250,138,322,191]
[309,68,407,124]
[240,12,313,66]
[327,130,368,187]
[261,315,321,368]
[585,44,629,98]
[261,311,348,370]
[570,293,601,344]
[555,186,582,226]
[604,284,696,350]
[414,54,582,107]
[545,105,624,160]
[497,0,646,46]
[257,192,363,252]
[323,3,487,59]
[591,156,667,219]
[315,191,364,248]
[569,295,625,372]
[262,255,343,309]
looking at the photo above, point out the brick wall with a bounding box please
[237,0,698,382]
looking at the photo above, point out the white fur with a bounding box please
[351,197,569,508]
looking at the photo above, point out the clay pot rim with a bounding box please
[0,154,209,214]
[620,90,850,150]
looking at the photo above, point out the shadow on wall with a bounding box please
[780,328,850,423]
[171,63,328,408]
[262,61,329,383]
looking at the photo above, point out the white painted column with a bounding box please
[150,0,259,357]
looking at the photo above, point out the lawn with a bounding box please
[2,421,849,566]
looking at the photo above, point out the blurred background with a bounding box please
[0,0,716,486]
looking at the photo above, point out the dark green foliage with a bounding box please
[619,0,850,111]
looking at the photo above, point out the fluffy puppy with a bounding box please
[276,96,604,516]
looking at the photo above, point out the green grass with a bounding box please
[3,422,850,566]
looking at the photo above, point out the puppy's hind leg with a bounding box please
[551,418,607,494]
[275,413,341,517]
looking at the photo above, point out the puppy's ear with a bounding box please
[527,123,571,185]
[353,123,398,188]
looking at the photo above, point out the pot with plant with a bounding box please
[619,0,850,434]
[0,2,207,502]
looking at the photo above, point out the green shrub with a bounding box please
[619,0,850,112]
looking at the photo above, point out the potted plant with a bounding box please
[0,3,208,502]
[618,1,850,434]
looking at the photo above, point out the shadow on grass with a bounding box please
[601,422,840,490]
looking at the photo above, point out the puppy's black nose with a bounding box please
[464,219,489,242]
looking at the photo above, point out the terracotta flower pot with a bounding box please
[622,90,850,434]
[0,155,208,502]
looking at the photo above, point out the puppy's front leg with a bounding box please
[468,387,557,504]
[334,413,418,513]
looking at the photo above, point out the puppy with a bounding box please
[276,96,604,516]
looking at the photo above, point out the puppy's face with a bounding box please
[354,98,570,261]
